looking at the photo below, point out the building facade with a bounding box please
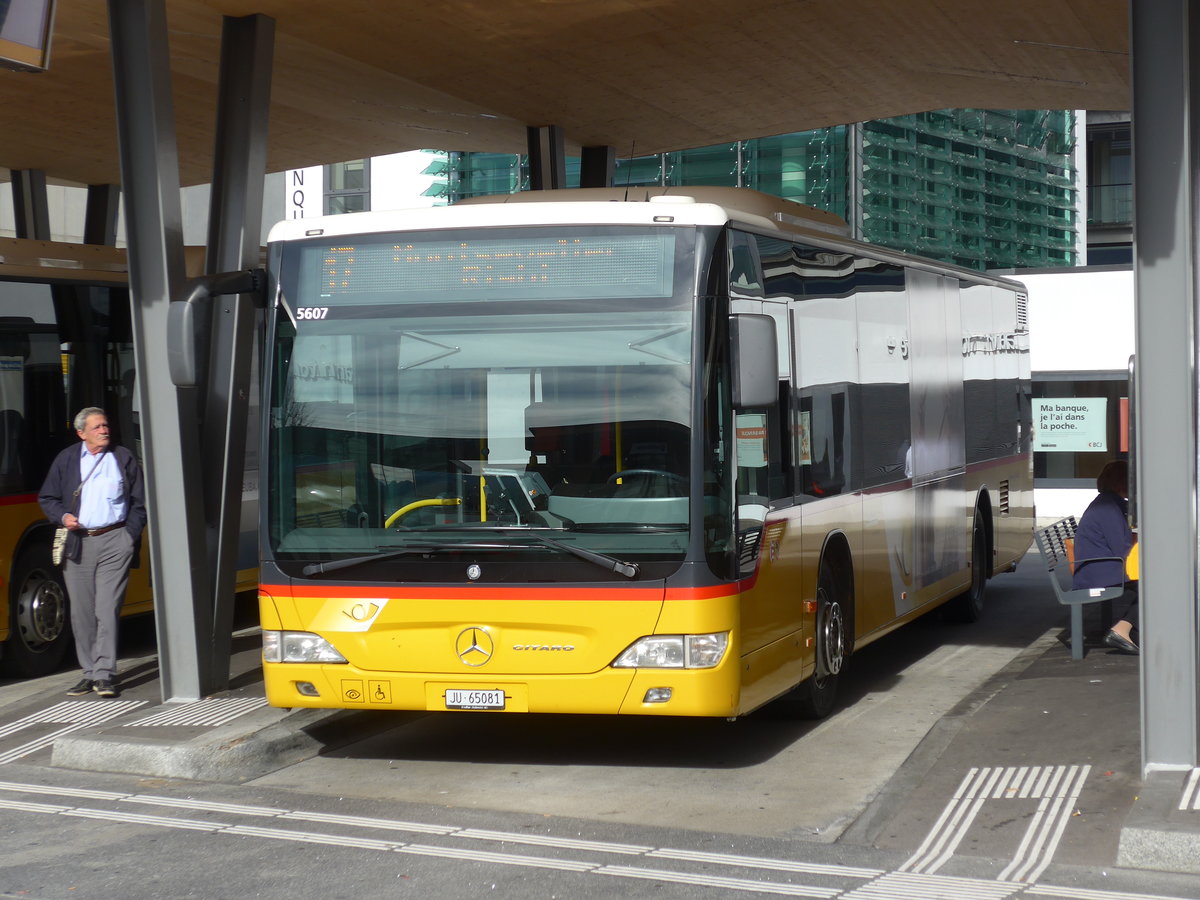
[435,110,1079,273]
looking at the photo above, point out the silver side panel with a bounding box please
[906,269,967,589]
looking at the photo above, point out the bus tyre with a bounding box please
[3,542,72,677]
[793,567,845,719]
[946,515,988,624]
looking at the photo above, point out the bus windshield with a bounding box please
[268,225,700,570]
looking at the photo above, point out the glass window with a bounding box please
[269,226,699,578]
[326,193,367,215]
[0,276,156,489]
[324,159,370,215]
[1087,126,1132,226]
[327,159,367,192]
[758,236,907,495]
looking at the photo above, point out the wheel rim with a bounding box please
[13,567,67,650]
[817,589,845,677]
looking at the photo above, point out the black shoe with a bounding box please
[66,678,93,696]
[93,679,119,698]
[1105,630,1139,655]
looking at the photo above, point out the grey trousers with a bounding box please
[63,528,134,681]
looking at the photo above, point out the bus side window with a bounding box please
[727,231,764,298]
[798,390,849,499]
[735,383,790,522]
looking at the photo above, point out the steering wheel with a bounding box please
[605,469,686,486]
[384,497,462,529]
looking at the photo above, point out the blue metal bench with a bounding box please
[1034,515,1125,659]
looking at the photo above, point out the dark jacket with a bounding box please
[1072,490,1132,589]
[38,444,147,567]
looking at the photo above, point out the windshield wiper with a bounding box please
[521,534,639,579]
[299,532,639,580]
[568,522,686,533]
[435,532,638,578]
[302,547,424,576]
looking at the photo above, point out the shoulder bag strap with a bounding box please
[70,450,106,514]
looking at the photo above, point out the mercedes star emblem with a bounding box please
[455,627,494,667]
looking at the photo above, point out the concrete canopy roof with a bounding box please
[2,0,1129,188]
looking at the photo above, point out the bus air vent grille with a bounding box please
[738,526,763,571]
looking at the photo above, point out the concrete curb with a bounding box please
[1117,771,1200,875]
[49,703,382,782]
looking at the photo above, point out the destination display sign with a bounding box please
[298,231,677,305]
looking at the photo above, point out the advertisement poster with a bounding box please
[1034,398,1108,452]
[736,413,768,468]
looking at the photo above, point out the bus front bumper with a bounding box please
[262,660,742,718]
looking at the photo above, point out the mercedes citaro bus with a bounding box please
[258,187,1033,719]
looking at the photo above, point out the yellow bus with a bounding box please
[0,238,257,678]
[259,187,1034,718]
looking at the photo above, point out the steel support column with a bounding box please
[847,123,864,242]
[202,13,274,691]
[84,184,121,246]
[580,145,615,188]
[11,169,50,240]
[528,125,566,190]
[1131,0,1200,773]
[108,0,213,701]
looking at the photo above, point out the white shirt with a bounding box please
[76,446,126,529]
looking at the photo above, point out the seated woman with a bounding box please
[1073,459,1139,654]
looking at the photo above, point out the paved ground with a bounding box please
[1,553,1198,892]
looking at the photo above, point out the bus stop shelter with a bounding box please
[0,0,1194,779]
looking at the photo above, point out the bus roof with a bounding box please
[267,186,850,245]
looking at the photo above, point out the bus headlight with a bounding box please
[611,633,728,669]
[262,630,348,664]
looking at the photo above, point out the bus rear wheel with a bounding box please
[3,542,72,677]
[946,515,988,624]
[792,566,845,719]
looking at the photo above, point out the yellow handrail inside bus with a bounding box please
[384,497,462,529]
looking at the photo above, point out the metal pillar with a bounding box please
[847,123,864,241]
[528,125,566,190]
[108,0,214,701]
[1131,0,1200,773]
[84,184,121,246]
[11,169,50,240]
[202,14,273,690]
[580,145,615,188]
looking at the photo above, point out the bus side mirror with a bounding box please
[167,299,199,387]
[730,314,778,409]
[167,268,266,387]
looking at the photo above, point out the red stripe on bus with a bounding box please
[0,493,37,506]
[260,582,746,602]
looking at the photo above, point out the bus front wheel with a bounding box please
[3,541,72,677]
[792,566,845,719]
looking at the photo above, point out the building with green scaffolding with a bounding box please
[427,109,1078,272]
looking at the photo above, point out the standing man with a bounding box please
[38,408,146,698]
